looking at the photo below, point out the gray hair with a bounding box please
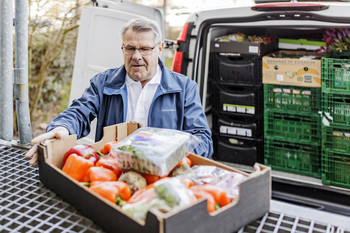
[121,18,162,44]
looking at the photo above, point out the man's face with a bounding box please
[122,29,162,85]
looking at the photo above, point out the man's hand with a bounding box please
[24,127,69,165]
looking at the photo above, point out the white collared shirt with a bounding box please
[125,66,162,127]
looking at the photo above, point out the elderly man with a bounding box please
[25,17,213,164]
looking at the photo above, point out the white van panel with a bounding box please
[70,2,163,143]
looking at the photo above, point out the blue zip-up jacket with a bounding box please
[47,59,213,158]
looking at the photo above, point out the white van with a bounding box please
[171,0,350,221]
[71,0,350,228]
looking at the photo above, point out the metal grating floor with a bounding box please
[239,212,350,233]
[0,144,103,233]
[1,144,349,233]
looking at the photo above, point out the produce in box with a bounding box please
[60,139,249,223]
[118,171,147,194]
[110,127,200,176]
[180,165,247,201]
[95,153,122,178]
[89,181,131,206]
[120,165,246,221]
[62,144,99,165]
[62,153,94,182]
[84,166,117,183]
[122,177,197,220]
[214,32,276,44]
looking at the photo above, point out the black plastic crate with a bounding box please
[210,39,278,56]
[212,110,263,139]
[211,83,263,117]
[212,133,263,165]
[210,53,262,86]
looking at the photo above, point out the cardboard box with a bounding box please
[211,40,278,56]
[38,122,271,233]
[262,50,322,87]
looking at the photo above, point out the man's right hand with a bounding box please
[24,127,69,165]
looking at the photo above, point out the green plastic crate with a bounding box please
[322,123,350,152]
[265,138,321,178]
[264,84,321,113]
[322,149,350,189]
[322,92,350,124]
[264,110,321,144]
[321,57,350,93]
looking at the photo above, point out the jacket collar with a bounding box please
[103,59,182,95]
[158,59,182,93]
[103,66,126,95]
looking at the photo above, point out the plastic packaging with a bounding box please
[110,127,201,176]
[154,177,196,208]
[180,165,247,201]
[122,197,170,221]
[122,177,196,221]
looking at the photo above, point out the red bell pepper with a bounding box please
[63,144,99,165]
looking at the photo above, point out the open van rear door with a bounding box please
[70,0,163,143]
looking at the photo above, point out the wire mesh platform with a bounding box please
[1,143,349,233]
[240,211,350,233]
[0,144,103,233]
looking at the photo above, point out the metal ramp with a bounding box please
[1,144,349,233]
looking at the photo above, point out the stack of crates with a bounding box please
[263,84,322,178]
[209,38,278,165]
[321,57,350,188]
[210,53,264,165]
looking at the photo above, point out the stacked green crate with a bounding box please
[321,57,350,189]
[264,84,322,177]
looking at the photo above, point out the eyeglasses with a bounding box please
[121,43,159,56]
